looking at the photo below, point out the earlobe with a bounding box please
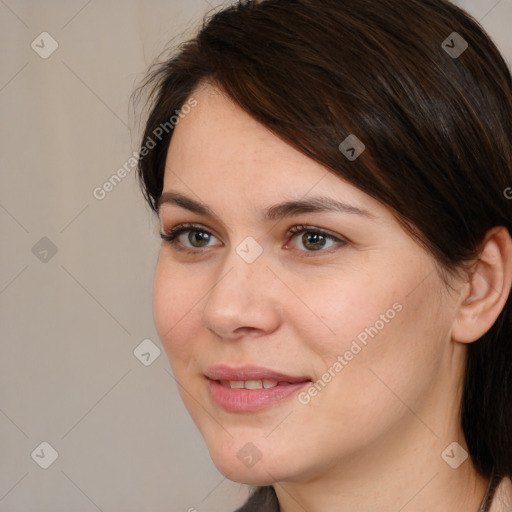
[451,226,512,344]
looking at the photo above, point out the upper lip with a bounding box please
[205,365,311,383]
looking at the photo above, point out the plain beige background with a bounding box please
[1,1,511,511]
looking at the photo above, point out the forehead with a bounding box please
[162,84,387,219]
[164,85,308,182]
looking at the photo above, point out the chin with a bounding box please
[206,441,303,486]
[213,460,279,486]
[227,470,277,486]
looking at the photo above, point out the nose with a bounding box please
[201,247,282,340]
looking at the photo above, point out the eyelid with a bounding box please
[288,224,347,241]
[158,209,234,237]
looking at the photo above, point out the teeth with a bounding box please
[245,380,263,389]
[219,379,281,389]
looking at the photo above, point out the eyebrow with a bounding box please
[157,191,375,221]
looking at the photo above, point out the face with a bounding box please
[153,83,465,485]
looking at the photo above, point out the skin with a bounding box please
[152,83,512,512]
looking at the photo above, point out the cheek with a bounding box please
[295,262,447,402]
[286,268,404,363]
[308,275,448,423]
[152,257,203,362]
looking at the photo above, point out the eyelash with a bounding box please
[159,223,347,256]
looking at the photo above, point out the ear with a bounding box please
[451,226,512,344]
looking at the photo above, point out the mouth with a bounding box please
[205,365,312,412]
[217,379,299,389]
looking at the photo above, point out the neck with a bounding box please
[275,431,489,512]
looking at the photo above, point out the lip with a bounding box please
[205,365,311,412]
[205,365,311,383]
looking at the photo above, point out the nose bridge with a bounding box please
[211,237,268,301]
[201,237,280,337]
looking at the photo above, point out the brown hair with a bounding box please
[135,0,512,509]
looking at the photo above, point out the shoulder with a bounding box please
[490,475,512,512]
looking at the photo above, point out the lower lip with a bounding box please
[208,379,310,412]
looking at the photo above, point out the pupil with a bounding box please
[303,233,325,250]
[189,231,209,247]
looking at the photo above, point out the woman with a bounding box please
[135,0,512,510]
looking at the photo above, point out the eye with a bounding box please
[160,223,221,251]
[160,223,347,255]
[286,225,346,253]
